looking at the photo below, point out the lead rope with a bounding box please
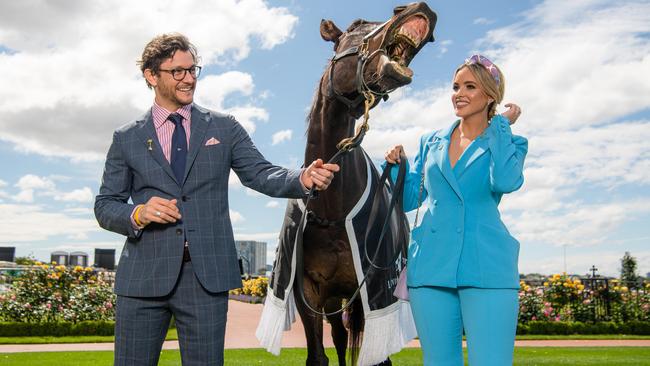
[295,91,407,317]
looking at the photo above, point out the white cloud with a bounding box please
[15,174,55,191]
[0,179,7,188]
[436,40,453,56]
[473,17,495,25]
[0,0,297,160]
[266,200,281,208]
[245,188,263,197]
[230,209,245,224]
[54,187,94,203]
[0,203,100,242]
[11,175,96,204]
[194,71,270,133]
[228,171,243,189]
[271,129,293,145]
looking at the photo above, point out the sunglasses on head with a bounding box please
[465,54,500,86]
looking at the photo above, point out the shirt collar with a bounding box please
[152,102,192,129]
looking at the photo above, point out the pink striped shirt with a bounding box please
[131,102,192,230]
[152,102,192,163]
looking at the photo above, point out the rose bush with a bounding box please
[0,263,115,323]
[519,275,649,324]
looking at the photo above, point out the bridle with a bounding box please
[326,20,396,116]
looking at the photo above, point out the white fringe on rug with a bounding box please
[255,291,297,355]
[357,299,418,366]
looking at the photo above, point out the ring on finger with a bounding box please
[155,211,161,217]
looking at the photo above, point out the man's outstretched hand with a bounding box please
[301,159,340,191]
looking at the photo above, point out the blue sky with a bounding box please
[0,0,648,277]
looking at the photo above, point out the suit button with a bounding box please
[456,228,462,233]
[182,196,189,202]
[176,229,183,235]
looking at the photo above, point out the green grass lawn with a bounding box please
[1,348,649,365]
[0,332,648,344]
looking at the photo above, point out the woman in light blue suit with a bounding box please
[385,55,527,365]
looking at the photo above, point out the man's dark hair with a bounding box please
[137,33,199,88]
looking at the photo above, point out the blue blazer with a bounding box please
[392,115,528,289]
[95,104,306,297]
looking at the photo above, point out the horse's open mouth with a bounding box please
[377,13,431,88]
[389,14,430,67]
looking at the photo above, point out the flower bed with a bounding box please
[519,274,650,324]
[0,262,115,323]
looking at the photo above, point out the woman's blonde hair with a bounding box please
[455,60,505,120]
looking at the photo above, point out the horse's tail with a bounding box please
[348,296,364,365]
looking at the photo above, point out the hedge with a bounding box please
[0,320,648,337]
[517,321,650,335]
[0,321,114,337]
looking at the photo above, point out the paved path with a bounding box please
[1,300,649,353]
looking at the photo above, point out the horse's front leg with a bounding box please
[325,297,347,365]
[295,274,329,366]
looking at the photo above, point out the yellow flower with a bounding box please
[85,267,93,272]
[40,264,49,270]
[621,286,628,292]
[35,261,42,265]
[577,284,585,291]
[55,265,66,272]
[543,282,549,287]
[74,266,83,272]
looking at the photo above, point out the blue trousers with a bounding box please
[115,261,229,366]
[409,286,518,366]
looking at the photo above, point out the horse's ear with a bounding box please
[320,19,343,42]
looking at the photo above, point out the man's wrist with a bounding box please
[132,204,146,228]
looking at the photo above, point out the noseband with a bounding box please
[327,20,393,114]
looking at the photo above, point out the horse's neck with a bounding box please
[304,92,367,218]
[305,96,354,162]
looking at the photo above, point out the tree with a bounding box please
[14,256,37,265]
[620,251,640,290]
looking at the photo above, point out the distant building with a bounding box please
[94,248,116,270]
[69,251,88,267]
[235,241,266,276]
[51,251,69,266]
[0,247,15,262]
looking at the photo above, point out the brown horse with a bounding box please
[296,3,437,365]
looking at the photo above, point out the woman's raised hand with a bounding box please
[501,103,522,125]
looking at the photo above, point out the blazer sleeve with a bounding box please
[94,130,141,239]
[485,114,528,193]
[229,117,306,198]
[382,132,432,213]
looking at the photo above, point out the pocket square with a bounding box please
[205,137,220,146]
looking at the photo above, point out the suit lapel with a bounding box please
[430,122,464,202]
[134,111,177,183]
[184,105,210,183]
[455,136,488,179]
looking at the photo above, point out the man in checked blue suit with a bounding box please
[94,33,339,366]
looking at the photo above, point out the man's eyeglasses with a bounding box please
[158,66,202,81]
[465,55,500,86]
